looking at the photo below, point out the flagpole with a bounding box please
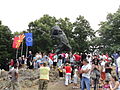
[16,48,19,59]
[21,41,24,57]
[26,46,28,58]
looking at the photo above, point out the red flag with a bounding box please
[12,34,25,49]
[12,36,20,48]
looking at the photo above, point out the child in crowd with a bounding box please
[23,57,27,69]
[72,65,79,89]
[58,66,63,79]
[64,63,72,86]
[103,80,110,90]
[99,79,104,90]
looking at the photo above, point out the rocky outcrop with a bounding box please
[0,68,59,90]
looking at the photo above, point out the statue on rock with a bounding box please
[51,25,72,54]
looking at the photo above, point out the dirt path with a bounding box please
[22,79,80,90]
[48,79,80,90]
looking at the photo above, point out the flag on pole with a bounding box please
[19,34,25,56]
[19,34,25,43]
[12,34,25,49]
[25,33,33,46]
[12,36,20,48]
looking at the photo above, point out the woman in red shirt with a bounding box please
[9,59,14,70]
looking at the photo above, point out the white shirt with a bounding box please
[70,56,75,62]
[103,55,107,60]
[53,55,58,62]
[38,54,42,59]
[65,53,69,58]
[101,61,106,72]
[99,55,103,59]
[74,69,78,77]
[87,57,92,64]
[81,64,91,79]
[116,57,120,71]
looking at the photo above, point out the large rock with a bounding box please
[0,68,59,89]
[0,70,8,78]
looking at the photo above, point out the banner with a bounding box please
[12,36,20,48]
[19,34,25,43]
[12,34,25,49]
[25,33,33,46]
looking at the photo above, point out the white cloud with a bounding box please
[0,0,120,32]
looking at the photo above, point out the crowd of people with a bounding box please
[6,51,120,90]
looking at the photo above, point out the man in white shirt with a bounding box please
[116,56,120,80]
[80,59,91,90]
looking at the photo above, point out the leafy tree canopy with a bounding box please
[0,21,13,70]
[97,8,120,54]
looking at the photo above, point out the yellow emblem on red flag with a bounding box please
[12,34,25,49]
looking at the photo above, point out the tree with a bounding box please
[28,15,74,53]
[27,15,95,53]
[57,17,73,40]
[98,7,120,54]
[0,21,13,70]
[72,15,94,53]
[27,14,57,53]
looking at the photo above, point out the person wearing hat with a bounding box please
[80,59,91,90]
